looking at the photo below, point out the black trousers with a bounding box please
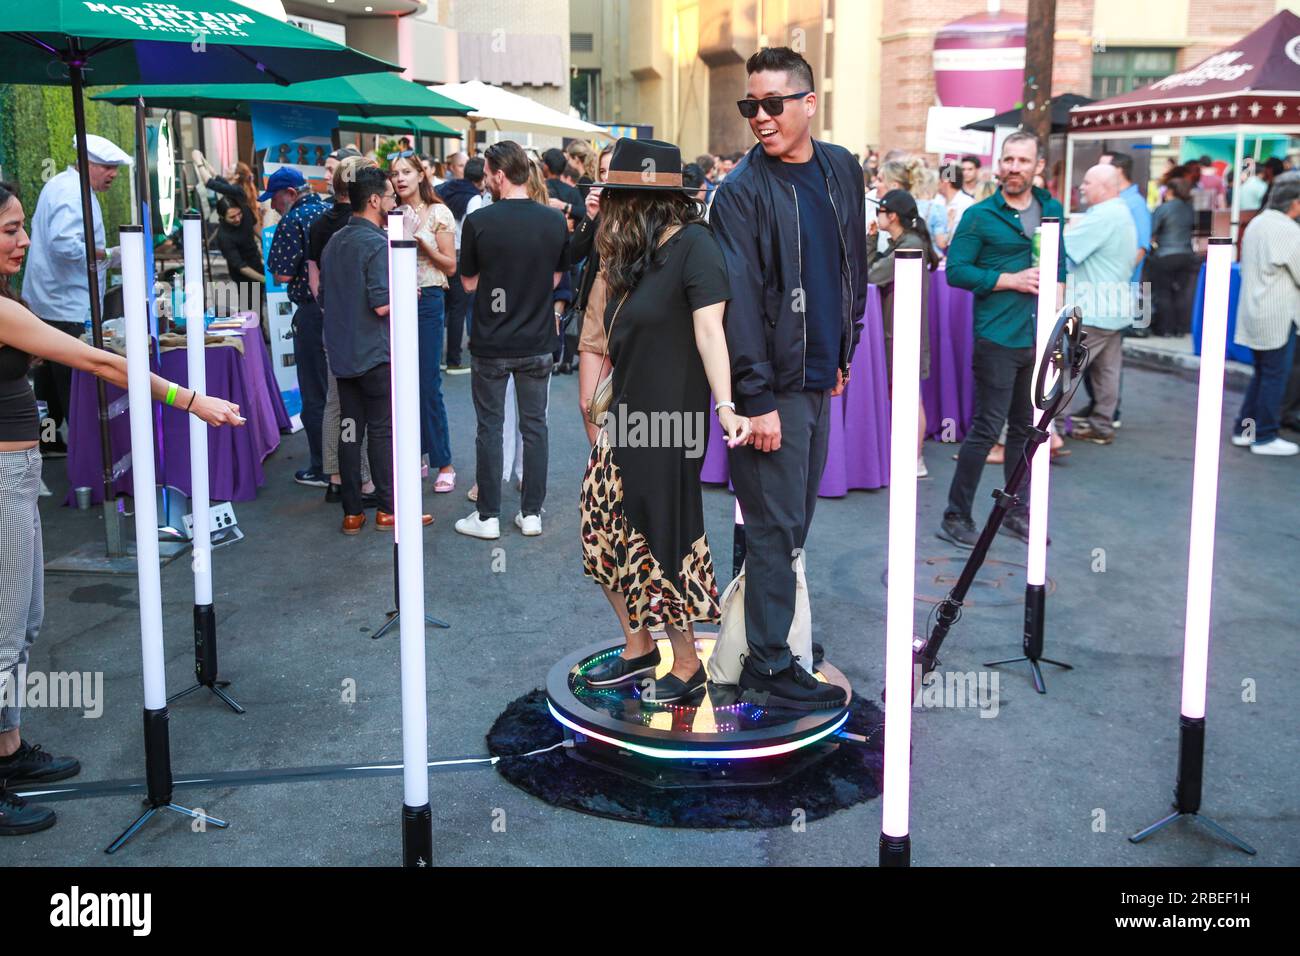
[336,363,393,516]
[444,252,469,366]
[946,336,1035,522]
[1150,252,1199,337]
[728,389,831,673]
[31,320,84,432]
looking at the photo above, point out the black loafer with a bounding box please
[0,742,81,786]
[642,664,706,704]
[324,483,342,503]
[0,788,56,836]
[584,646,661,687]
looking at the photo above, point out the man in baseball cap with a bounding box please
[22,133,132,453]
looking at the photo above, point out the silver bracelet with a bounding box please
[714,400,736,415]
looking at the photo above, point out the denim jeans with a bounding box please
[1236,325,1297,445]
[946,336,1036,522]
[337,364,393,516]
[418,287,452,467]
[291,300,329,473]
[470,353,552,519]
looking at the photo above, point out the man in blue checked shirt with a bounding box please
[265,167,330,487]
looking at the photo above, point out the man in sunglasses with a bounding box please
[710,46,867,710]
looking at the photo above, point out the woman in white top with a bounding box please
[391,154,458,490]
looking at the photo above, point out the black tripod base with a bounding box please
[1129,810,1257,855]
[167,679,246,714]
[105,707,230,853]
[372,610,451,640]
[166,603,245,712]
[983,655,1074,694]
[105,801,230,854]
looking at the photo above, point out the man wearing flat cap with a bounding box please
[22,134,132,455]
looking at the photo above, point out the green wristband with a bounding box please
[165,383,178,406]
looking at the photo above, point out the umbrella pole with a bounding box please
[68,51,125,557]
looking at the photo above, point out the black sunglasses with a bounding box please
[736,91,811,119]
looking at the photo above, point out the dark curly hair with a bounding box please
[595,188,705,299]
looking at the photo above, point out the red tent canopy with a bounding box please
[1068,9,1300,135]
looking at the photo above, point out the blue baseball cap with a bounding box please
[258,167,307,202]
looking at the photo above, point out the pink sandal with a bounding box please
[434,469,456,493]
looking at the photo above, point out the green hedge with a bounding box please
[0,83,136,258]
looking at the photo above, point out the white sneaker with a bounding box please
[454,511,501,539]
[916,456,929,479]
[1249,437,1299,457]
[514,512,542,536]
[1231,433,1253,447]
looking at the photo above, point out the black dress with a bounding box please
[580,222,731,632]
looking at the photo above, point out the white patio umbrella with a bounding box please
[428,79,615,151]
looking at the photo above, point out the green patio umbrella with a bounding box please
[337,115,459,138]
[3,2,394,85]
[96,72,472,118]
[2,1,398,560]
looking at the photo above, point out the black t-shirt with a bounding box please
[459,199,571,358]
[771,157,842,390]
[215,220,264,277]
[308,201,354,268]
[546,178,584,222]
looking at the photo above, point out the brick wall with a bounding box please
[877,0,1092,156]
[1180,0,1277,68]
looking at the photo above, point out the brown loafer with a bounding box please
[375,511,433,531]
[341,513,367,535]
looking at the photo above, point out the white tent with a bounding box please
[427,79,615,150]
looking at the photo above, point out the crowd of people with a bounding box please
[2,42,1299,833]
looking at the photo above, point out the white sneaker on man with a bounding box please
[1231,432,1253,447]
[454,511,501,539]
[514,512,542,536]
[1249,437,1299,456]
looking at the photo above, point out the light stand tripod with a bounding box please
[372,542,451,640]
[167,214,243,713]
[913,306,1088,683]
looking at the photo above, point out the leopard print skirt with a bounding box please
[580,438,720,632]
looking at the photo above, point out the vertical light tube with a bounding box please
[182,214,212,606]
[121,226,167,712]
[1180,238,1232,721]
[1026,218,1060,587]
[390,239,431,865]
[387,210,405,540]
[880,249,923,865]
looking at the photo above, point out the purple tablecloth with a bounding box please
[701,273,977,496]
[65,314,284,505]
[702,285,893,496]
[923,269,976,442]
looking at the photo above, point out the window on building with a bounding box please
[571,68,599,122]
[1090,47,1178,99]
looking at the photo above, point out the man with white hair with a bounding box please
[22,134,132,454]
[1063,163,1138,445]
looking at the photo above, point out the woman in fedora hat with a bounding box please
[579,139,751,704]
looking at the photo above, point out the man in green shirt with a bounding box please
[939,131,1067,548]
